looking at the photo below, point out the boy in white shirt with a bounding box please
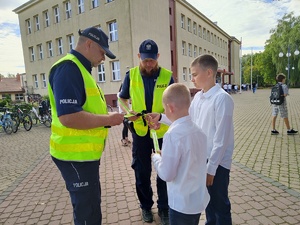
[151,83,209,225]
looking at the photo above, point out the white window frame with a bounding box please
[92,0,99,8]
[193,45,197,58]
[33,75,38,88]
[44,11,50,27]
[29,47,35,61]
[193,22,197,35]
[40,73,47,88]
[26,19,31,34]
[182,67,187,81]
[47,41,53,57]
[97,63,105,82]
[182,41,186,55]
[78,0,85,14]
[57,38,63,55]
[54,6,60,23]
[187,18,191,32]
[65,1,72,19]
[108,21,118,41]
[180,14,185,29]
[111,61,120,81]
[38,44,43,59]
[67,35,74,51]
[15,94,24,101]
[188,43,192,57]
[35,15,40,31]
[198,25,202,37]
[189,68,192,81]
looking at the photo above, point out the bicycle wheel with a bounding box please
[28,110,38,125]
[41,114,51,128]
[3,119,13,134]
[12,118,18,133]
[22,114,33,131]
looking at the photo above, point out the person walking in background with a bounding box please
[152,83,210,225]
[48,27,124,225]
[118,84,131,146]
[118,39,174,225]
[252,82,257,93]
[271,73,298,135]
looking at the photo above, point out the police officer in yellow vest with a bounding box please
[119,39,174,225]
[48,27,124,225]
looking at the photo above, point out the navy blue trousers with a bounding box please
[52,157,102,225]
[205,165,232,225]
[169,208,201,225]
[131,131,168,210]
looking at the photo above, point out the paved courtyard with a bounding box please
[0,88,299,225]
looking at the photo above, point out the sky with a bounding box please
[0,0,299,76]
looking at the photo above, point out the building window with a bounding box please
[34,15,40,31]
[65,1,72,19]
[180,14,185,29]
[182,41,186,55]
[41,73,47,88]
[193,22,197,35]
[199,47,202,55]
[203,28,206,40]
[38,44,43,59]
[15,94,24,101]
[26,19,31,34]
[188,43,192,57]
[29,47,35,61]
[47,41,53,57]
[207,31,210,42]
[194,45,197,58]
[108,21,118,41]
[189,68,192,81]
[111,61,120,81]
[67,34,74,51]
[44,11,50,27]
[57,38,63,55]
[187,18,191,32]
[78,0,85,14]
[198,25,202,37]
[33,75,38,88]
[182,67,187,81]
[54,6,60,23]
[92,0,99,8]
[98,63,105,82]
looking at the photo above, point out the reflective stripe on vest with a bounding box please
[129,66,172,138]
[48,53,108,161]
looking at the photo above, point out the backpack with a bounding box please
[270,83,284,105]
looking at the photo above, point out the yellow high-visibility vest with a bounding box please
[129,66,172,138]
[48,53,108,161]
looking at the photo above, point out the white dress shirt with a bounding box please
[189,84,234,176]
[152,116,210,214]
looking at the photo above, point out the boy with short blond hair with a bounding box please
[152,83,209,225]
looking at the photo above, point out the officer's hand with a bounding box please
[206,174,214,186]
[108,112,124,126]
[146,113,160,129]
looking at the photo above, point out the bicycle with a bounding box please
[28,103,51,128]
[0,107,18,134]
[11,105,33,131]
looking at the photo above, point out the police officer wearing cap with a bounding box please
[119,39,174,225]
[48,27,124,225]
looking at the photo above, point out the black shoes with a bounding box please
[271,129,298,135]
[271,130,279,135]
[142,209,153,223]
[287,129,298,135]
[158,208,170,225]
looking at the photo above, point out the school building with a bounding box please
[14,0,241,106]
